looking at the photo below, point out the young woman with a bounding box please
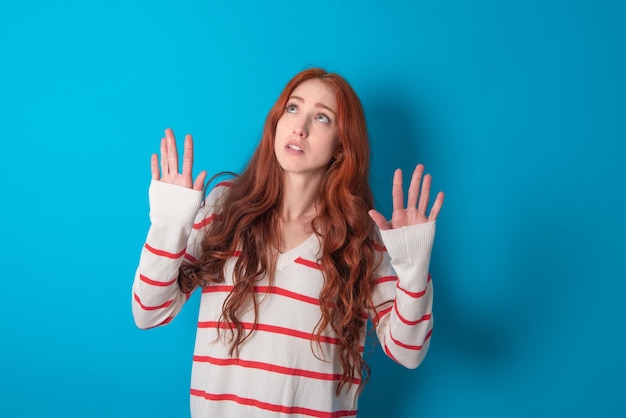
[132,68,444,417]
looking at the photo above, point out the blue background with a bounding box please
[1,1,625,417]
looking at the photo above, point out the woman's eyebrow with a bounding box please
[316,103,337,116]
[289,95,337,116]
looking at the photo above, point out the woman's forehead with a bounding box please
[290,79,337,111]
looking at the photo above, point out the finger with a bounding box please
[417,174,432,215]
[406,164,424,208]
[151,153,159,180]
[182,134,194,178]
[159,137,167,176]
[392,168,404,212]
[165,128,179,175]
[193,170,207,191]
[368,210,391,231]
[428,191,445,221]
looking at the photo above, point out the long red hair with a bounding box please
[179,68,381,394]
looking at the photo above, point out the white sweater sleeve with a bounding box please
[131,180,212,329]
[370,221,436,369]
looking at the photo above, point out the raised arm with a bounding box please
[132,129,208,329]
[369,164,444,368]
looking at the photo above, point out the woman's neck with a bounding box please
[274,172,324,253]
[278,172,322,222]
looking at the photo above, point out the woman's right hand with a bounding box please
[151,128,207,191]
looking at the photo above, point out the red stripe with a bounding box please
[139,274,177,287]
[389,328,433,351]
[294,257,321,270]
[214,181,232,188]
[197,321,341,345]
[193,355,360,385]
[383,343,400,364]
[373,305,393,325]
[144,315,174,329]
[371,241,387,252]
[203,285,319,305]
[159,316,174,326]
[190,389,357,417]
[144,243,186,259]
[184,253,197,262]
[267,286,320,305]
[374,275,397,285]
[394,302,431,326]
[193,213,221,230]
[202,285,233,293]
[396,282,427,298]
[133,293,173,311]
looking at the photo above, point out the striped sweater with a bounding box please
[132,180,436,417]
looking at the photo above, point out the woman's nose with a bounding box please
[292,117,308,138]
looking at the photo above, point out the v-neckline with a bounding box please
[276,234,318,271]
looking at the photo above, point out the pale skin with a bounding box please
[368,165,445,231]
[150,128,207,192]
[151,128,444,250]
[273,79,341,251]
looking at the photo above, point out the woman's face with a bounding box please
[274,79,339,180]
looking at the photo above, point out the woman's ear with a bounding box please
[334,146,344,162]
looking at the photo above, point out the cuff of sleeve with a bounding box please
[379,221,436,260]
[149,180,204,224]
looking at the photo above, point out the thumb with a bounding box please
[368,210,390,231]
[193,171,207,191]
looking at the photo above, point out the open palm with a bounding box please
[369,164,444,230]
[150,128,206,191]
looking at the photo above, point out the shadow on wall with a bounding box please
[358,87,433,417]
[358,86,515,417]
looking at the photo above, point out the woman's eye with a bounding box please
[286,104,297,113]
[316,114,330,124]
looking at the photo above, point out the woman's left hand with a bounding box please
[369,164,445,231]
